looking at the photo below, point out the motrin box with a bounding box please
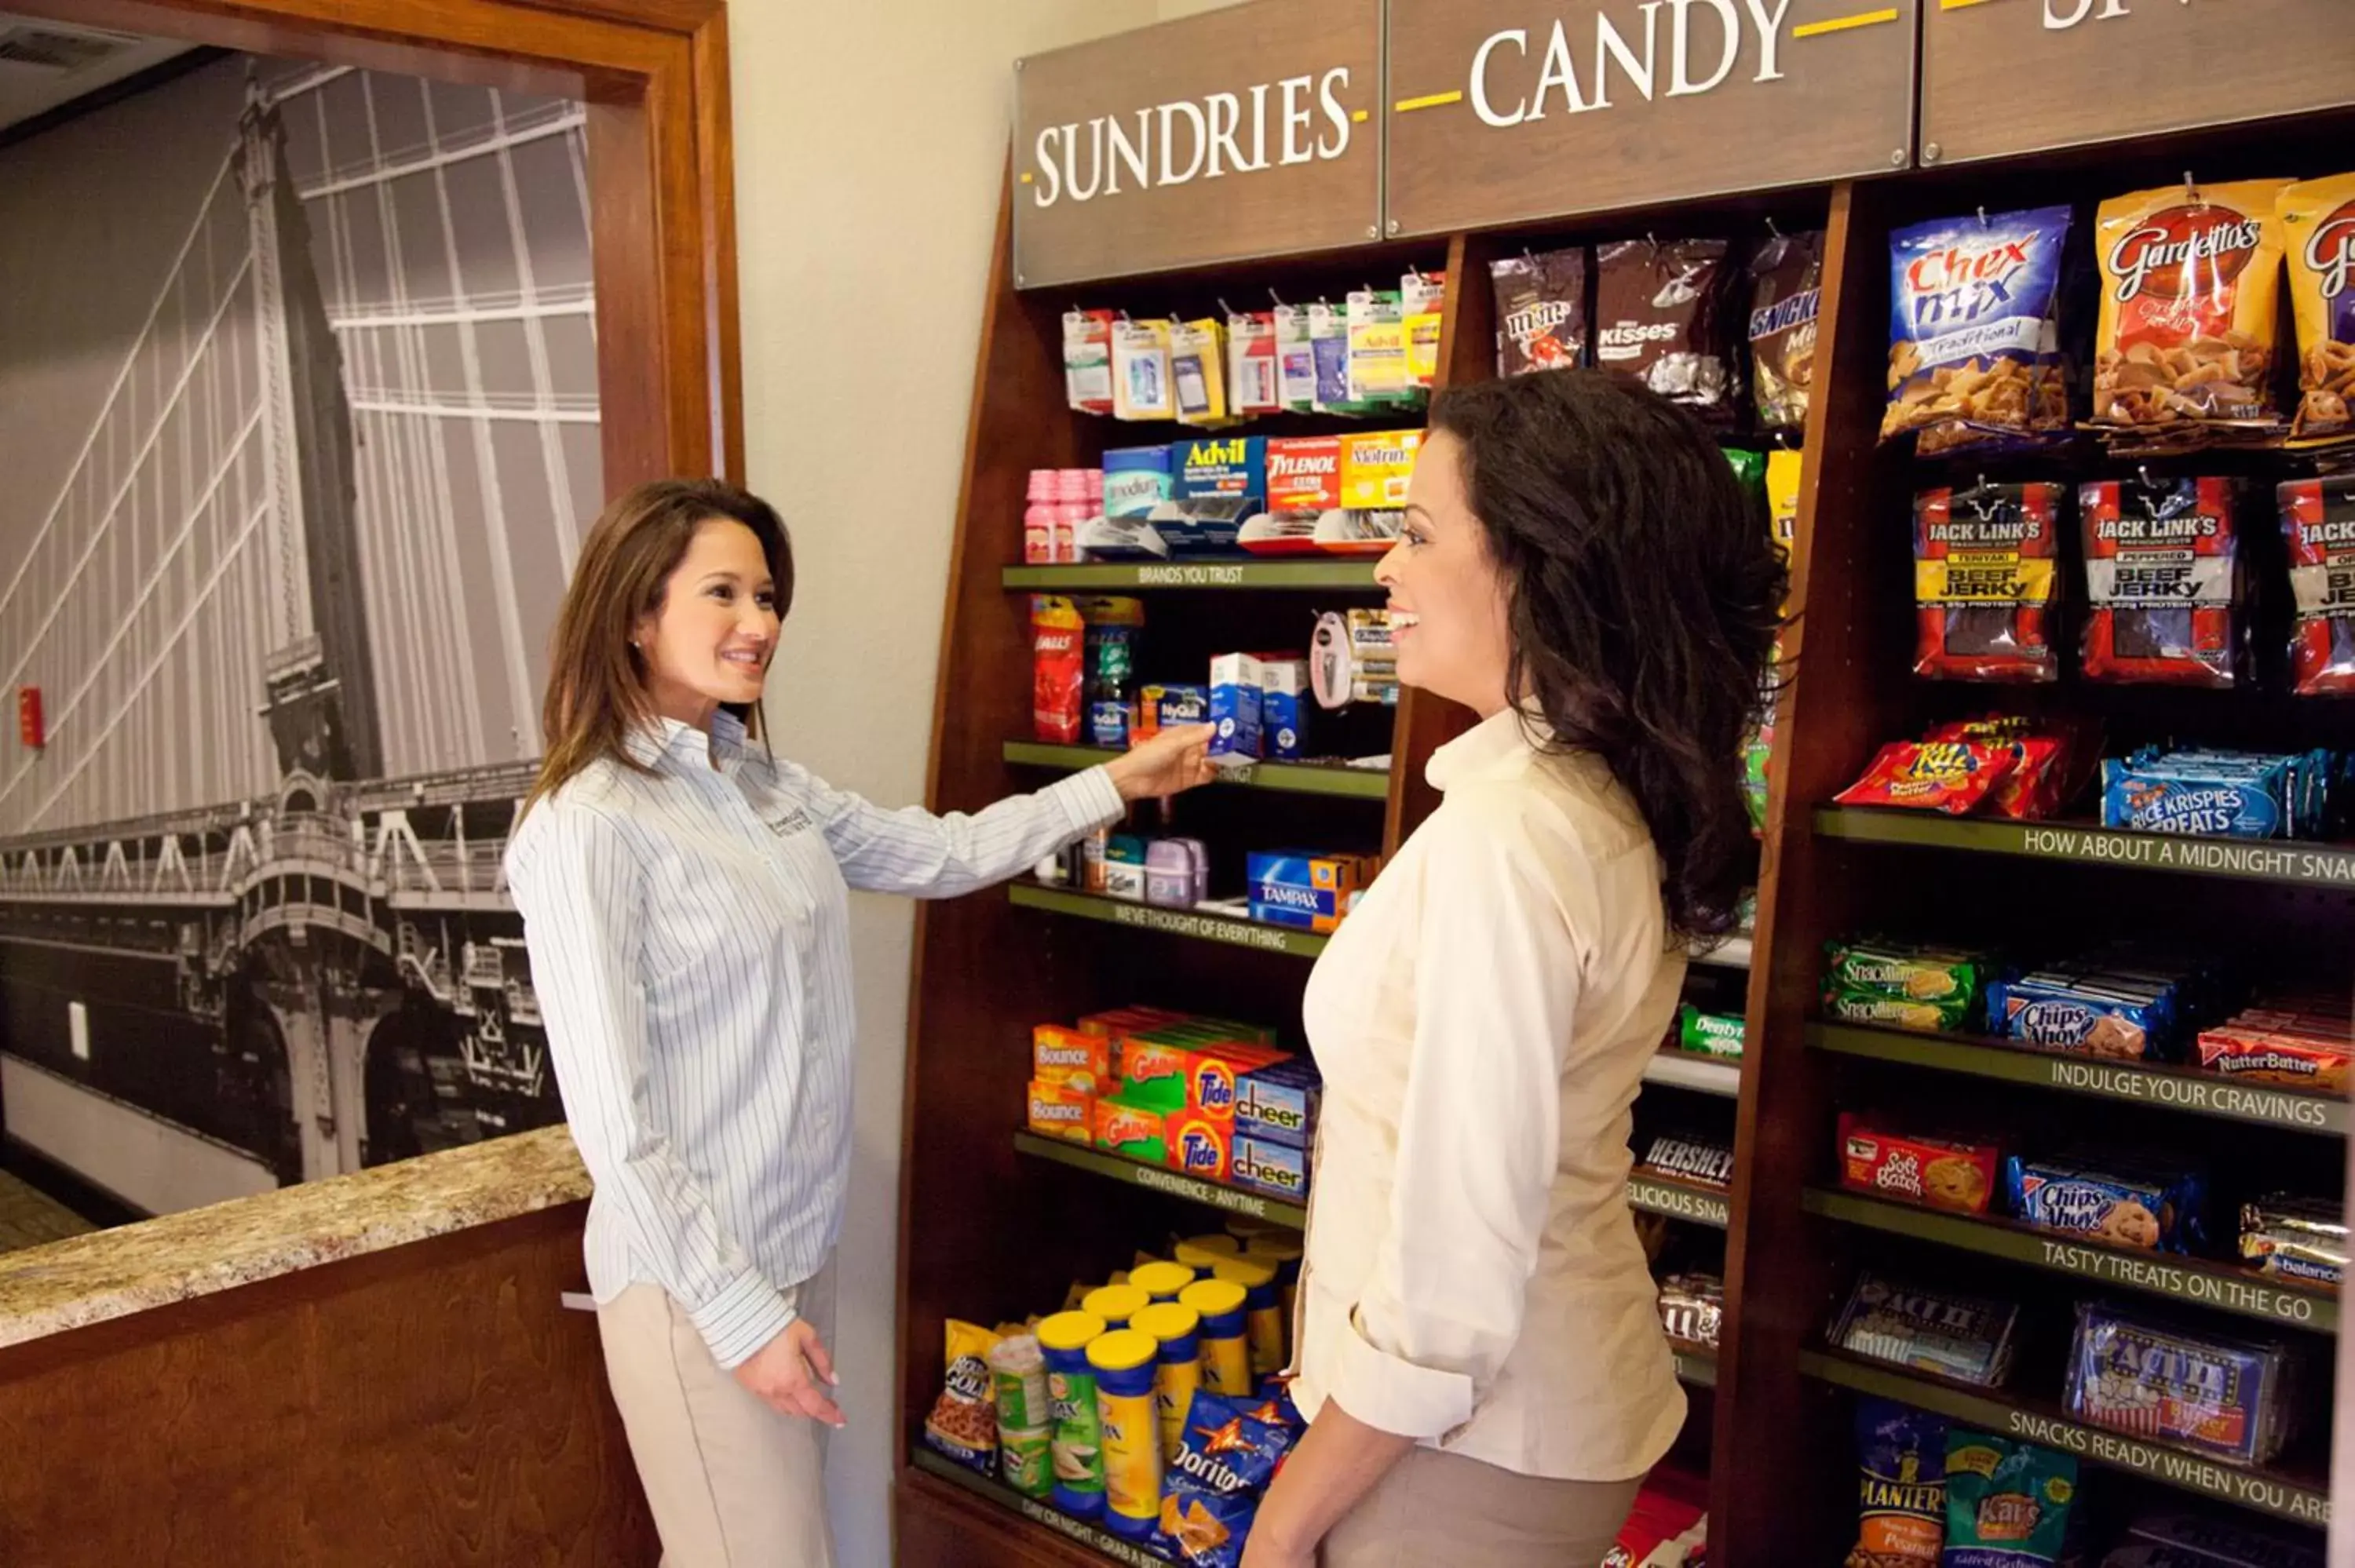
[1339,430,1422,509]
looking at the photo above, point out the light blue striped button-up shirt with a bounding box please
[505,712,1123,1367]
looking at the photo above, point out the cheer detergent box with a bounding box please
[1236,1058,1322,1149]
[1247,851,1376,933]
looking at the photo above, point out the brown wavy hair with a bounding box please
[524,479,794,813]
[1427,372,1785,941]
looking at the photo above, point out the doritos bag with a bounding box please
[1158,1391,1296,1568]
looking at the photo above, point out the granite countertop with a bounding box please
[0,1124,590,1350]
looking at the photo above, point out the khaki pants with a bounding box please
[1320,1446,1641,1568]
[597,1254,838,1568]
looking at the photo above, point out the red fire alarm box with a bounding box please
[18,686,42,749]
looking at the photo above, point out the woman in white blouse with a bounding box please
[505,480,1213,1568]
[1245,374,1784,1567]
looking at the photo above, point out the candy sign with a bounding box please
[1384,0,1916,237]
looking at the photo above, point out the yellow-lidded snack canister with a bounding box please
[1082,1283,1149,1330]
[1174,1234,1243,1273]
[1131,1301,1203,1463]
[1179,1278,1252,1397]
[1245,1235,1305,1327]
[1086,1328,1164,1541]
[1038,1310,1108,1518]
[1215,1254,1286,1379]
[1128,1260,1196,1304]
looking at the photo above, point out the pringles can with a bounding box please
[1038,1310,1107,1518]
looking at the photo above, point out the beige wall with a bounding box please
[726,0,1156,1557]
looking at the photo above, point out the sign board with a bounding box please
[1384,0,1918,237]
[1922,0,2355,166]
[1011,0,1382,289]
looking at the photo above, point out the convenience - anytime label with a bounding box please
[1133,1162,1277,1220]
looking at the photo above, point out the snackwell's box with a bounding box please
[1248,851,1378,933]
[1236,1058,1321,1149]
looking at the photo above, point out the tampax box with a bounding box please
[1236,1057,1322,1150]
[1233,1136,1310,1203]
[1027,1078,1094,1146]
[1032,1024,1111,1096]
[1167,1111,1232,1183]
[1265,436,1343,512]
[1176,436,1266,505]
[1094,1090,1174,1165]
[1339,429,1422,509]
[1248,850,1376,934]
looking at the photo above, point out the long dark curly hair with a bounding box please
[1427,370,1786,941]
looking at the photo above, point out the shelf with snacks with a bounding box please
[1003,742,1393,801]
[1795,1351,2333,1529]
[1806,1021,2350,1136]
[1013,1132,1307,1231]
[1727,89,2355,1562]
[1006,883,1331,959]
[1641,1050,1743,1100]
[1002,561,1383,593]
[1802,1187,2339,1333]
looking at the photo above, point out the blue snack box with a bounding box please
[2004,1153,2206,1253]
[1175,436,1267,506]
[1232,1135,1309,1203]
[1236,1059,1321,1149]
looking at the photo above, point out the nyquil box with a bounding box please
[1236,1058,1320,1150]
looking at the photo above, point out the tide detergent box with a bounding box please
[1236,1057,1321,1149]
[1094,1090,1173,1165]
[1027,1078,1094,1145]
[1168,1112,1232,1183]
[1233,1136,1310,1203]
[1032,1024,1111,1095]
[1247,851,1375,933]
[1121,1035,1286,1121]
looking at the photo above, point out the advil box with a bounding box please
[1176,436,1266,505]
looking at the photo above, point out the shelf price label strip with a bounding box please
[1009,884,1331,958]
[1803,1189,2339,1333]
[1002,563,1382,591]
[1806,1023,2347,1136]
[1013,1132,1307,1229]
[1627,1176,1729,1230]
[1797,1353,2331,1526]
[1674,1350,1718,1389]
[1816,808,2355,893]
[909,1449,1166,1566]
[1002,742,1391,801]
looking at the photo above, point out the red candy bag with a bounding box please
[1836,740,2018,815]
[1030,596,1086,743]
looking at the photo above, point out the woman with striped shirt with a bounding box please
[506,480,1214,1566]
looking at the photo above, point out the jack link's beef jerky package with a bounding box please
[1490,246,1588,377]
[1750,229,1824,432]
[1594,239,1736,420]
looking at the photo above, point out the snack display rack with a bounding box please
[894,12,2355,1565]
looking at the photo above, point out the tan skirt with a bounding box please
[1320,1445,1643,1568]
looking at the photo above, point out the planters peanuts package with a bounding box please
[1158,1391,1296,1566]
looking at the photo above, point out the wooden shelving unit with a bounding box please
[895,17,2355,1565]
